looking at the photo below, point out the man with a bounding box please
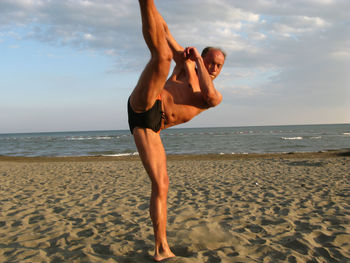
[128,0,225,261]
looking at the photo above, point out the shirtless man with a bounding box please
[128,0,225,261]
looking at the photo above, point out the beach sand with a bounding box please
[0,151,349,262]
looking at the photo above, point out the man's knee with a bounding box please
[146,53,171,81]
[151,174,169,197]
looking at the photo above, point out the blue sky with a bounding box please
[1,0,349,133]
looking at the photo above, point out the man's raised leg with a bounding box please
[133,128,175,261]
[130,0,172,112]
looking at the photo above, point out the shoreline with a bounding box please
[0,149,349,162]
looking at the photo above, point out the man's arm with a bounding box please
[157,12,222,107]
[157,13,185,64]
[155,12,188,82]
[185,47,223,107]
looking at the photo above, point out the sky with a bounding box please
[0,0,349,133]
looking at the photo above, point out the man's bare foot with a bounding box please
[154,250,175,262]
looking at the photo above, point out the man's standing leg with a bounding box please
[133,128,174,261]
[129,0,175,261]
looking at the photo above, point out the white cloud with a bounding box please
[224,85,260,97]
[0,0,349,130]
[234,70,254,78]
[306,0,334,5]
[104,49,116,56]
[268,15,331,40]
[302,16,329,27]
[331,50,350,60]
[250,32,267,40]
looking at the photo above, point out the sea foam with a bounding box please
[281,137,303,140]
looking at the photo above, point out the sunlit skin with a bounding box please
[129,1,225,261]
[203,50,225,80]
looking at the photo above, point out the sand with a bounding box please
[0,151,349,262]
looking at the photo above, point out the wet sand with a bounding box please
[0,151,349,262]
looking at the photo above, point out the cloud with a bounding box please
[223,85,261,98]
[1,0,349,130]
[1,0,345,67]
[0,1,141,59]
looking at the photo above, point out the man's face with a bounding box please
[203,50,225,80]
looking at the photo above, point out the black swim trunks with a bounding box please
[127,97,164,134]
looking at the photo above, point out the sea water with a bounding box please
[0,124,349,157]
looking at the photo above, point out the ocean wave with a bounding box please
[67,137,88,141]
[67,136,113,141]
[102,152,139,157]
[281,137,303,140]
[343,132,350,135]
[310,136,322,139]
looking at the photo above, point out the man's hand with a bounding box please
[184,47,201,61]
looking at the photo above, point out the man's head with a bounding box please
[201,47,226,80]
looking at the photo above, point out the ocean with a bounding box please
[0,124,349,157]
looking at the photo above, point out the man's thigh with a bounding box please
[133,127,167,179]
[130,55,171,113]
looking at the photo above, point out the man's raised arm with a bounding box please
[185,47,223,107]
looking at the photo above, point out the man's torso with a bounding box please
[161,63,210,129]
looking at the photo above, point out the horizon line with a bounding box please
[1,122,349,135]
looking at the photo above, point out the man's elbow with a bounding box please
[206,93,223,107]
